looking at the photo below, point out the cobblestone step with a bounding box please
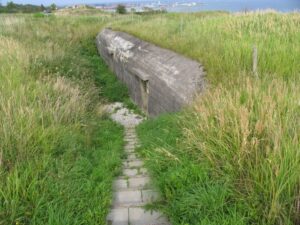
[113,190,143,206]
[129,207,171,225]
[113,189,160,207]
[123,160,144,168]
[113,176,151,190]
[119,174,152,181]
[107,207,170,225]
[122,168,148,177]
[107,208,128,225]
[127,154,137,161]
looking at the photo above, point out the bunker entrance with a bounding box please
[139,79,149,114]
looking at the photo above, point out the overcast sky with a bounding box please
[1,0,151,6]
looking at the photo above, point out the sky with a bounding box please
[2,0,298,10]
[1,0,149,6]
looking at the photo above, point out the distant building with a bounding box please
[65,4,91,9]
[43,9,51,15]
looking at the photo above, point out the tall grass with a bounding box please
[137,78,300,224]
[182,78,300,224]
[130,11,300,225]
[112,11,300,84]
[0,14,126,224]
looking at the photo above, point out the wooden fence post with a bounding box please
[180,17,183,36]
[252,45,258,77]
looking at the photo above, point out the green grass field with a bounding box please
[112,11,300,84]
[0,14,129,224]
[112,11,300,225]
[0,9,299,225]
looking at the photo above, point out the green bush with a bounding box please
[33,12,45,18]
[116,4,127,14]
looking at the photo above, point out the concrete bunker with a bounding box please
[96,28,206,117]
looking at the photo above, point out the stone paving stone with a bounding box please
[123,168,138,176]
[126,154,139,163]
[114,190,142,205]
[125,136,136,140]
[125,145,135,150]
[124,149,135,154]
[126,142,136,146]
[126,138,136,142]
[125,146,136,150]
[123,161,130,167]
[126,128,136,132]
[126,137,137,140]
[107,208,129,225]
[126,127,135,131]
[128,177,150,188]
[122,161,128,167]
[128,160,144,168]
[138,168,148,175]
[113,179,128,190]
[125,143,135,147]
[125,142,136,146]
[142,190,160,203]
[125,136,137,140]
[129,207,170,225]
[124,134,137,140]
[125,147,135,151]
[127,154,137,160]
[126,129,134,132]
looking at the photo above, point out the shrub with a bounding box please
[116,4,126,14]
[33,12,45,18]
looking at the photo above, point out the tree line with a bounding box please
[0,1,57,13]
[116,4,167,15]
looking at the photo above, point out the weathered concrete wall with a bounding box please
[96,28,206,117]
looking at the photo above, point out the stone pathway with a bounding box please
[106,103,170,225]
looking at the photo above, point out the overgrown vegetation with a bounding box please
[137,78,300,224]
[0,14,128,224]
[121,11,300,225]
[1,9,299,225]
[112,11,300,84]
